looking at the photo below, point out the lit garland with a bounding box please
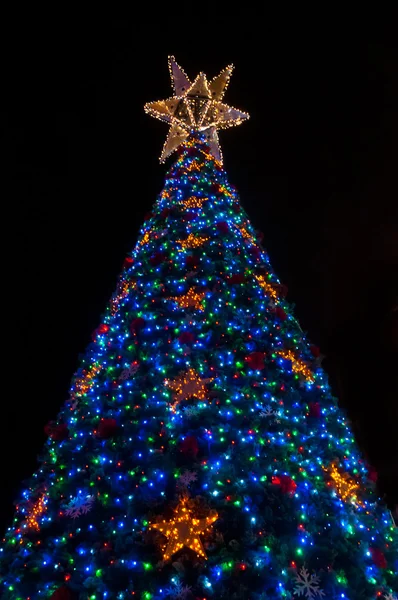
[150,497,218,560]
[324,462,362,506]
[110,279,136,315]
[169,287,206,311]
[165,368,214,412]
[72,362,103,397]
[276,349,315,382]
[180,196,208,209]
[25,494,47,531]
[254,274,279,301]
[176,232,209,249]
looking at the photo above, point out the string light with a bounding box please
[25,495,47,531]
[176,233,210,250]
[149,497,218,560]
[324,462,362,505]
[165,368,214,412]
[276,349,315,382]
[144,56,249,163]
[254,274,279,301]
[169,287,206,310]
[180,196,208,209]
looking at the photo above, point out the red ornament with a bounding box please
[216,221,229,234]
[186,255,200,268]
[308,402,321,418]
[144,211,153,221]
[50,586,77,600]
[256,230,264,243]
[370,547,387,569]
[245,351,266,371]
[149,252,166,267]
[227,273,246,285]
[274,283,288,298]
[210,182,223,194]
[183,212,196,221]
[160,207,171,219]
[272,474,297,495]
[97,418,118,439]
[309,344,321,358]
[97,323,109,334]
[130,317,145,333]
[232,203,240,213]
[180,435,199,459]
[123,256,134,269]
[178,331,195,345]
[274,306,288,321]
[367,466,378,483]
[45,422,69,441]
[249,246,261,259]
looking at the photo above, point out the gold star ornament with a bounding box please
[165,367,214,412]
[144,56,249,163]
[150,497,218,560]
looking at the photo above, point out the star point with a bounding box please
[145,57,249,163]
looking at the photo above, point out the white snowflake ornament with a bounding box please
[178,470,197,487]
[293,567,325,598]
[259,405,280,419]
[165,580,192,599]
[384,594,397,600]
[65,494,95,519]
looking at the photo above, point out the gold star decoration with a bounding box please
[149,497,218,560]
[169,287,206,311]
[176,232,210,250]
[165,368,214,412]
[180,196,208,209]
[144,56,249,163]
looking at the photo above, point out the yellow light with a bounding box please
[180,196,208,209]
[26,495,47,530]
[176,232,209,250]
[169,287,206,311]
[110,280,136,315]
[276,349,314,383]
[254,274,279,301]
[324,462,362,506]
[165,368,214,412]
[144,56,249,163]
[149,497,218,560]
[74,363,102,397]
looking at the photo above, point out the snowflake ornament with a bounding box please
[165,580,192,599]
[178,470,197,487]
[260,405,279,419]
[384,594,397,600]
[65,494,95,519]
[293,567,325,598]
[183,406,200,418]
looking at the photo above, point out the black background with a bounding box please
[2,13,397,533]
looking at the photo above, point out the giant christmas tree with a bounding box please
[1,58,397,600]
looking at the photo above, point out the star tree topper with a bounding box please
[150,497,218,560]
[144,56,249,163]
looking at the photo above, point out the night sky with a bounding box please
[3,17,397,533]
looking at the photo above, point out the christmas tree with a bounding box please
[1,57,397,600]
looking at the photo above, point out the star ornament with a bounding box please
[144,56,249,163]
[150,497,218,560]
[165,367,214,412]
